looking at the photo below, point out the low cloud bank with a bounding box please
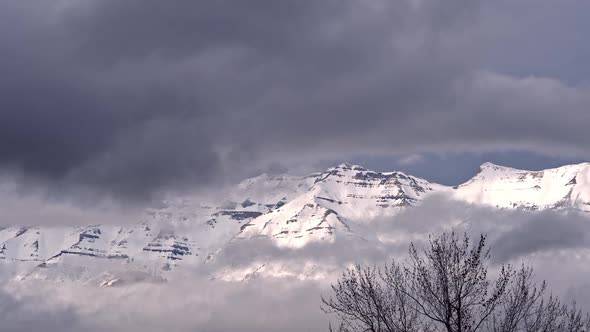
[3,196,590,331]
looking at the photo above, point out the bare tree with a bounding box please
[402,232,511,332]
[485,265,545,332]
[322,263,422,332]
[322,231,590,332]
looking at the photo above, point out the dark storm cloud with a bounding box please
[1,0,589,199]
[0,2,223,199]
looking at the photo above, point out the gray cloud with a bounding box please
[1,0,589,201]
[0,288,83,332]
[490,210,590,262]
[2,277,331,332]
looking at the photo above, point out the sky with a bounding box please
[0,0,590,202]
[2,1,590,330]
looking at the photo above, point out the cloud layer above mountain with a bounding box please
[1,0,590,199]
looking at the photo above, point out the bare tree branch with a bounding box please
[322,231,590,332]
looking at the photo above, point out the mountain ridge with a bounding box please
[1,161,589,283]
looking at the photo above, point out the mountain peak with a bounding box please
[478,162,510,172]
[333,163,368,171]
[479,161,496,168]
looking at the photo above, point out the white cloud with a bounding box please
[397,154,425,166]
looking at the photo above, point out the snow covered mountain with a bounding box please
[238,163,444,248]
[1,162,589,283]
[454,162,590,212]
